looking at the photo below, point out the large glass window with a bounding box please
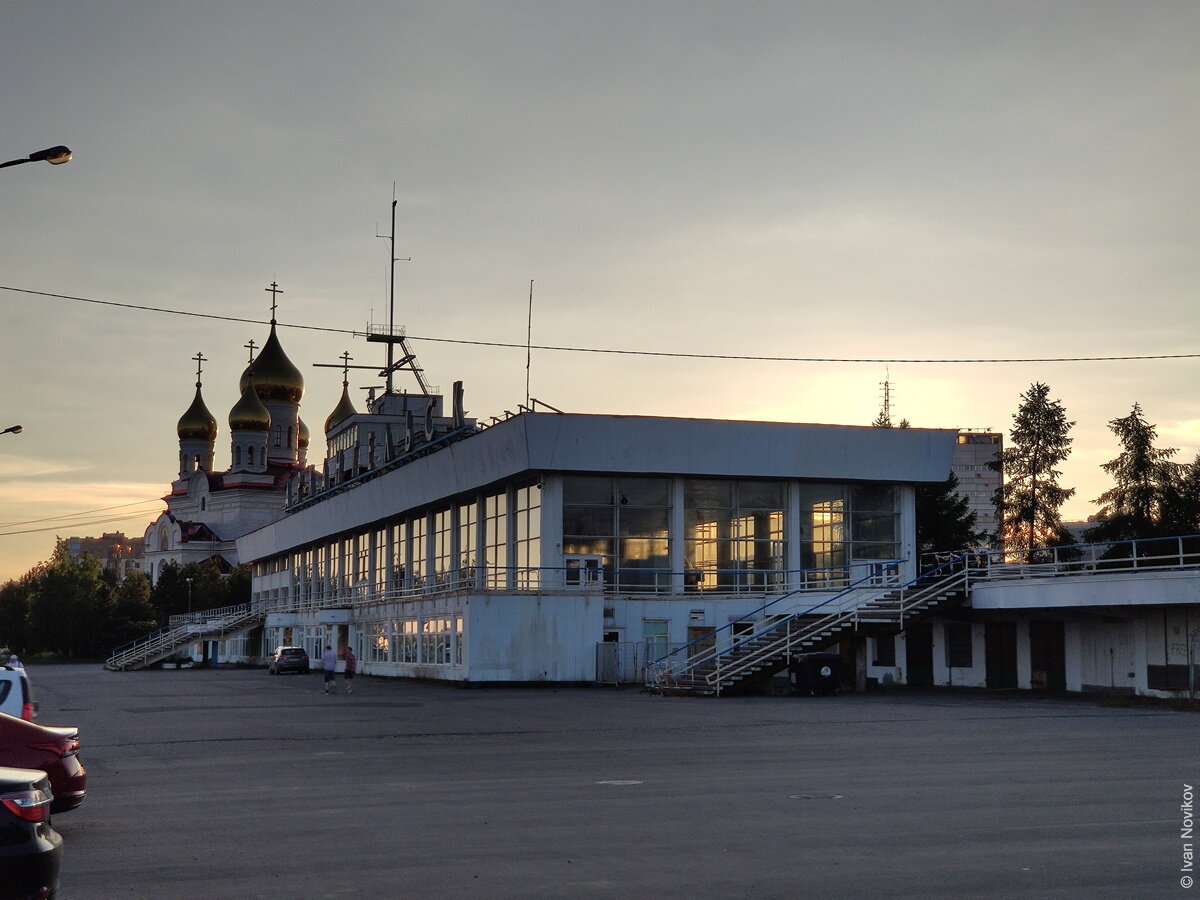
[800,485,847,583]
[483,491,508,589]
[850,485,899,562]
[390,522,407,593]
[513,484,541,589]
[458,499,478,585]
[683,479,786,592]
[563,475,670,592]
[432,507,453,584]
[409,514,428,587]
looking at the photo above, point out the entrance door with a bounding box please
[687,626,716,660]
[985,622,1018,689]
[566,556,604,587]
[1029,620,1066,690]
[905,622,934,687]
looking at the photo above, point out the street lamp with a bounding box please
[0,146,72,170]
[186,577,194,621]
[1,425,21,436]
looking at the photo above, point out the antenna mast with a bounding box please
[525,279,533,407]
[371,185,428,395]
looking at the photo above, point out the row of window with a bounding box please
[365,617,464,666]
[253,475,903,599]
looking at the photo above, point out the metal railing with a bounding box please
[922,533,1200,582]
[263,560,904,613]
[646,555,970,694]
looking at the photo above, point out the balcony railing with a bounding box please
[251,561,903,614]
[923,533,1200,581]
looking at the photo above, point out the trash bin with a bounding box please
[790,652,841,696]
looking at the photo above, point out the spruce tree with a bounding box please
[1086,403,1178,541]
[991,382,1076,557]
[916,472,985,560]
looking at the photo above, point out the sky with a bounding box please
[0,1,1197,582]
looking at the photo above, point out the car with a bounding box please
[0,712,86,814]
[268,646,309,675]
[0,665,35,721]
[0,765,62,900]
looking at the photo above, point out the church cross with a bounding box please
[265,281,283,320]
[192,351,207,386]
[340,351,353,385]
[244,339,258,364]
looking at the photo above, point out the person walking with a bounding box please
[321,644,337,694]
[342,645,356,694]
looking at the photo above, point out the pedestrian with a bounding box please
[342,645,356,694]
[321,644,337,694]
[7,654,23,670]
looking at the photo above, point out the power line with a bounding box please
[0,497,164,529]
[3,284,1195,365]
[0,510,165,538]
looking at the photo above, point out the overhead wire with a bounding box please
[2,284,1195,365]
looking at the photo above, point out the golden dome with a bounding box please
[324,383,358,433]
[239,322,303,404]
[177,385,218,442]
[297,417,310,448]
[229,377,272,432]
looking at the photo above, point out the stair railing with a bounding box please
[649,553,974,694]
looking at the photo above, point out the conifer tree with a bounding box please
[1086,403,1178,541]
[991,382,1076,557]
[916,472,985,559]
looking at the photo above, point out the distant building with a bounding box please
[66,532,143,580]
[952,430,1002,545]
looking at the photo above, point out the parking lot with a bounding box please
[28,664,1197,899]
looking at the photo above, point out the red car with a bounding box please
[0,711,86,813]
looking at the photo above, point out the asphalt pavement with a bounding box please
[26,664,1197,899]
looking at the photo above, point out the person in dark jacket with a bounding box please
[342,645,356,694]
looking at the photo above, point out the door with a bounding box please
[985,622,1018,689]
[566,556,604,587]
[905,622,934,687]
[1029,620,1066,690]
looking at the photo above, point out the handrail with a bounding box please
[646,553,973,693]
[265,560,903,613]
[650,561,905,673]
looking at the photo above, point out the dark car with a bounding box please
[0,712,86,813]
[268,646,309,675]
[0,765,62,900]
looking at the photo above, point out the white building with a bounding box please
[238,401,958,684]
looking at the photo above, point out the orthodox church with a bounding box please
[143,286,314,584]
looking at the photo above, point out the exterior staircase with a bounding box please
[105,604,264,671]
[647,557,971,696]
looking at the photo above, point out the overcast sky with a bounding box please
[1,1,1197,582]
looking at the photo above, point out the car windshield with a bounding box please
[280,649,304,657]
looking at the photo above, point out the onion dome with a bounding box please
[297,417,310,449]
[324,382,358,433]
[229,376,272,432]
[177,385,218,441]
[239,322,303,403]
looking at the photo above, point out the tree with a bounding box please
[107,571,158,647]
[25,539,113,658]
[1160,452,1200,536]
[0,579,32,655]
[991,382,1076,558]
[1085,403,1178,542]
[916,472,986,561]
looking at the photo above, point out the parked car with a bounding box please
[0,765,62,900]
[0,665,35,721]
[0,712,86,813]
[268,646,310,675]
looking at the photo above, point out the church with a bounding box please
[142,285,310,585]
